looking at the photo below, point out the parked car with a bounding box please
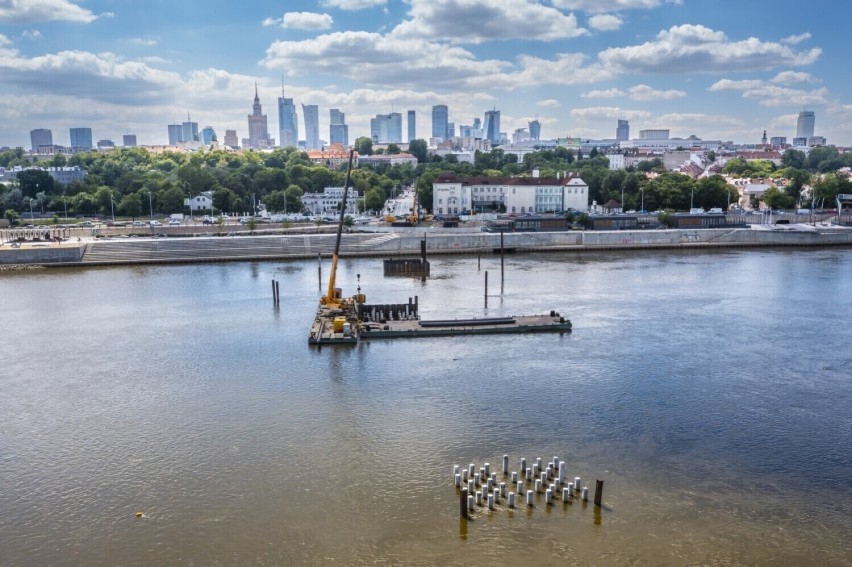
[132,220,145,226]
[149,220,162,227]
[168,220,181,226]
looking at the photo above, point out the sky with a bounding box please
[1,0,851,149]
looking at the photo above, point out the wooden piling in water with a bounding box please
[317,254,322,290]
[484,270,488,308]
[460,487,468,518]
[594,479,603,507]
[500,231,504,292]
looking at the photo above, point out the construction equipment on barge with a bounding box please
[309,149,364,345]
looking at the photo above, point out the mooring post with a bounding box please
[460,487,468,518]
[317,253,322,290]
[500,230,505,292]
[484,270,488,308]
[594,479,603,507]
[478,252,481,271]
[272,279,276,305]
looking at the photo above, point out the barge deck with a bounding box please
[360,313,571,340]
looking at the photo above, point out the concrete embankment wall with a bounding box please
[2,227,851,267]
[0,245,84,265]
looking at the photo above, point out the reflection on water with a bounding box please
[1,249,850,565]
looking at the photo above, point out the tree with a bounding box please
[386,144,401,155]
[284,184,304,212]
[354,137,373,156]
[781,149,806,170]
[761,186,795,210]
[119,193,142,219]
[408,139,428,163]
[159,185,187,213]
[16,169,55,198]
[93,186,114,216]
[4,209,20,225]
[364,188,385,213]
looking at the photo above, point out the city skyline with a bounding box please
[0,1,850,148]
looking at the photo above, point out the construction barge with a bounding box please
[308,148,571,346]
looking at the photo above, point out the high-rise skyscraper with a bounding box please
[224,130,238,148]
[796,110,815,139]
[122,134,137,147]
[200,127,217,145]
[168,124,182,145]
[432,105,449,140]
[329,109,348,146]
[529,119,541,141]
[407,110,416,142]
[278,94,298,148]
[370,113,403,143]
[248,83,274,149]
[302,104,320,149]
[70,127,93,150]
[616,119,629,142]
[484,109,501,145]
[182,116,199,143]
[30,128,52,152]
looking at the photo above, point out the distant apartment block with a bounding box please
[30,129,53,152]
[123,134,137,147]
[200,127,216,145]
[0,165,87,185]
[70,127,93,150]
[306,144,358,168]
[639,129,669,140]
[358,153,418,167]
[223,129,239,148]
[168,124,182,145]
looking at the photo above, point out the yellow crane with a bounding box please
[321,149,363,309]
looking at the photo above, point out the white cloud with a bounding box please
[321,0,387,10]
[708,79,765,91]
[0,47,181,105]
[281,12,333,30]
[22,30,43,40]
[473,52,612,89]
[581,88,625,98]
[551,0,681,13]
[0,0,100,24]
[129,38,158,47]
[782,32,811,45]
[627,84,686,101]
[537,99,561,108]
[262,31,508,89]
[599,24,821,74]
[570,106,651,120]
[771,71,812,85]
[709,76,829,108]
[656,113,744,128]
[391,0,587,43]
[588,14,623,31]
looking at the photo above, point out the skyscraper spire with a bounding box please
[254,81,259,103]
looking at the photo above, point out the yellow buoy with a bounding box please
[135,512,144,517]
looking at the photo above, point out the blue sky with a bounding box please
[1,0,849,148]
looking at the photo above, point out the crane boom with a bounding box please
[324,149,356,305]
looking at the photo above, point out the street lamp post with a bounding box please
[148,191,153,220]
[640,188,645,214]
[690,187,695,211]
[29,198,34,221]
[110,194,115,221]
[63,189,67,220]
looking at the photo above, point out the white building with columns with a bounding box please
[432,170,589,215]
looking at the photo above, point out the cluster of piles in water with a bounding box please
[453,454,599,518]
